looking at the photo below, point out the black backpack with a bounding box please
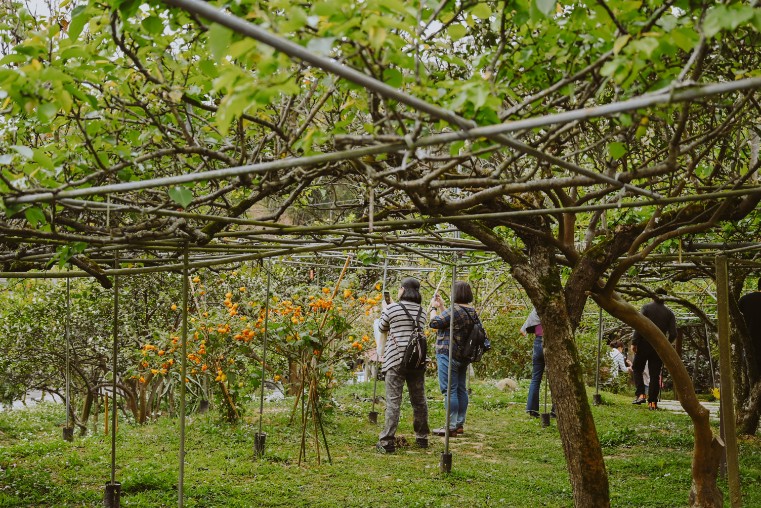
[398,304,427,370]
[452,307,491,363]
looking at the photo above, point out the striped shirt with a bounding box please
[378,301,427,372]
[429,304,481,357]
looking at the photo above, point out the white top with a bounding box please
[521,309,541,335]
[377,302,427,372]
[609,348,628,378]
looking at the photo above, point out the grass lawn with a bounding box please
[1,378,760,507]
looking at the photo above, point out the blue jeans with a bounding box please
[437,353,468,428]
[526,336,552,415]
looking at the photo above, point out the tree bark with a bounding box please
[456,219,611,506]
[593,290,723,508]
[738,380,761,435]
[79,389,94,436]
[541,296,611,507]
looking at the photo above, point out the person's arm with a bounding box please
[520,309,540,336]
[429,307,450,329]
[614,350,628,372]
[377,308,391,358]
[668,311,677,342]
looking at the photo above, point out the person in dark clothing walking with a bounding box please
[631,288,677,410]
[738,278,761,370]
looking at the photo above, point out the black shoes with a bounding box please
[648,402,658,411]
[632,396,647,405]
[415,438,429,448]
[376,442,395,454]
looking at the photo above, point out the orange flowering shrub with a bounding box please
[135,270,382,422]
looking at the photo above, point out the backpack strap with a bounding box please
[398,303,423,332]
[456,304,480,327]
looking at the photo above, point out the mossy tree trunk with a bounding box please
[459,221,611,507]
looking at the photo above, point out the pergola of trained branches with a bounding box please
[2,0,761,506]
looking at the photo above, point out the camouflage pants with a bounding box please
[378,365,430,448]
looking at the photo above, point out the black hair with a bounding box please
[654,287,667,304]
[452,281,473,304]
[399,277,422,304]
[610,339,624,349]
[757,278,761,291]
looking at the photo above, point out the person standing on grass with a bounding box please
[376,277,430,453]
[738,278,761,370]
[522,308,554,418]
[428,281,480,437]
[631,288,677,411]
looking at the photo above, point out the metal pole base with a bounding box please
[63,427,74,442]
[368,411,378,424]
[440,452,452,473]
[254,432,267,457]
[593,393,603,406]
[540,413,551,427]
[104,482,121,508]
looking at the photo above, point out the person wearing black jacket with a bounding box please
[631,288,677,410]
[738,278,761,369]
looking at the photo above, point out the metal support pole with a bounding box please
[705,322,717,389]
[593,307,603,405]
[178,246,189,507]
[256,258,272,456]
[441,253,458,473]
[716,255,742,507]
[63,277,73,441]
[369,253,390,423]
[105,256,121,507]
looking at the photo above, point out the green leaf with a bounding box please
[613,35,630,55]
[24,206,46,227]
[11,145,33,159]
[630,37,659,58]
[608,142,627,160]
[383,68,403,88]
[59,46,91,61]
[0,54,28,65]
[367,25,387,50]
[32,149,54,171]
[306,37,335,56]
[471,3,492,19]
[37,102,58,124]
[228,39,258,59]
[535,0,556,17]
[703,5,755,38]
[168,186,194,208]
[208,23,233,61]
[117,0,141,19]
[68,5,89,40]
[141,16,164,35]
[447,24,467,41]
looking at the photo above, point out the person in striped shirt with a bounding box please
[376,277,430,452]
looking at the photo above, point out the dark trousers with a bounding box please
[633,349,663,403]
[378,364,430,448]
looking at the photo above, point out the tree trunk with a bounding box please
[288,359,302,396]
[456,219,611,506]
[541,297,610,507]
[79,389,94,436]
[594,291,723,508]
[737,380,761,435]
